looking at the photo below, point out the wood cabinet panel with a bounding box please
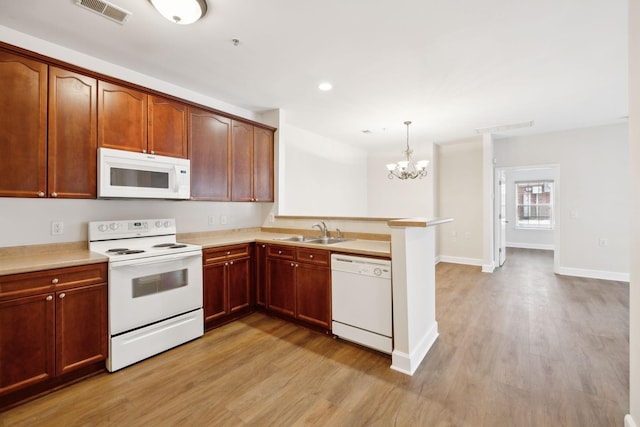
[295,264,331,329]
[203,263,228,323]
[0,293,55,395]
[97,81,147,153]
[266,258,296,317]
[255,243,267,307]
[0,50,47,197]
[253,127,274,202]
[231,120,254,201]
[148,95,188,158]
[55,283,107,375]
[48,67,97,198]
[228,257,250,314]
[189,108,231,200]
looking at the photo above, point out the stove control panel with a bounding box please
[89,218,177,241]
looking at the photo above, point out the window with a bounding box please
[515,181,554,229]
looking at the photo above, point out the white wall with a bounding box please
[495,124,629,280]
[0,198,264,247]
[437,137,484,265]
[277,123,368,217]
[366,141,435,218]
[504,167,555,250]
[628,1,639,425]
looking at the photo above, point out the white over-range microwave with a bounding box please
[98,148,190,200]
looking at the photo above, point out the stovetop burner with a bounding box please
[153,243,175,248]
[110,249,146,255]
[106,248,130,253]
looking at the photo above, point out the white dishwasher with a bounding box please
[331,254,392,354]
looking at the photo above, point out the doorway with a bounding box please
[494,165,560,271]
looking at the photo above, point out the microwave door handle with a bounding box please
[174,165,181,192]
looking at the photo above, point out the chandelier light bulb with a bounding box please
[386,121,429,180]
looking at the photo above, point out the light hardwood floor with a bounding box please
[1,248,629,426]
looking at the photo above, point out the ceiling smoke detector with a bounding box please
[75,0,132,24]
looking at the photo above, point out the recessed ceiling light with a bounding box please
[318,82,333,91]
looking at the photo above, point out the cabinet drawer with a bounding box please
[296,248,330,266]
[203,244,251,264]
[266,245,295,260]
[0,263,108,301]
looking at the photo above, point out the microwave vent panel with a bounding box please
[75,0,132,25]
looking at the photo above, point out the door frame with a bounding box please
[493,164,560,272]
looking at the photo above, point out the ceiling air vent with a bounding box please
[75,0,132,25]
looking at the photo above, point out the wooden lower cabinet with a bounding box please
[266,245,331,331]
[203,244,252,329]
[0,264,107,409]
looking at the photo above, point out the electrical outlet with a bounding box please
[220,215,227,225]
[51,221,64,235]
[208,215,216,226]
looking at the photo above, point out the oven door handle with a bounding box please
[109,251,202,268]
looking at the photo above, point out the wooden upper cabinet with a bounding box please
[0,50,47,197]
[231,121,255,201]
[148,95,188,158]
[97,81,147,153]
[231,122,274,202]
[48,67,97,198]
[189,107,232,200]
[253,127,274,202]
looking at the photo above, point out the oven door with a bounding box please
[109,251,203,335]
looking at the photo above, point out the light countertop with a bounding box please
[0,230,391,276]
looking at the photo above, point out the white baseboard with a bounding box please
[506,242,555,251]
[555,266,630,282]
[391,322,438,375]
[482,263,495,273]
[438,255,483,266]
[625,414,637,427]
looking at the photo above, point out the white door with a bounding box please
[498,170,507,266]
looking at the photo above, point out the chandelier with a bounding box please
[150,0,207,25]
[386,121,429,180]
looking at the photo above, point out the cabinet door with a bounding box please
[203,262,228,322]
[253,127,274,202]
[189,108,231,200]
[0,294,55,395]
[148,95,188,158]
[228,257,251,314]
[266,258,296,317]
[48,67,97,199]
[55,283,107,375]
[97,81,147,153]
[0,51,47,198]
[295,264,331,329]
[231,121,254,201]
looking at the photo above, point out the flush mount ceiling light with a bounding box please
[149,0,207,24]
[386,121,429,180]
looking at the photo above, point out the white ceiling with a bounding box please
[0,0,628,149]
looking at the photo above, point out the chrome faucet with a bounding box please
[313,221,328,238]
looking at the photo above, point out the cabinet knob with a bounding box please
[51,192,58,198]
[150,150,155,154]
[38,191,45,197]
[309,255,314,259]
[261,244,266,248]
[52,278,59,284]
[227,251,231,255]
[291,263,295,267]
[59,293,66,299]
[142,149,147,153]
[46,295,53,301]
[230,261,234,265]
[278,250,282,254]
[225,262,229,266]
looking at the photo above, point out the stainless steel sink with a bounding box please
[302,237,353,245]
[273,236,352,245]
[274,235,316,242]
